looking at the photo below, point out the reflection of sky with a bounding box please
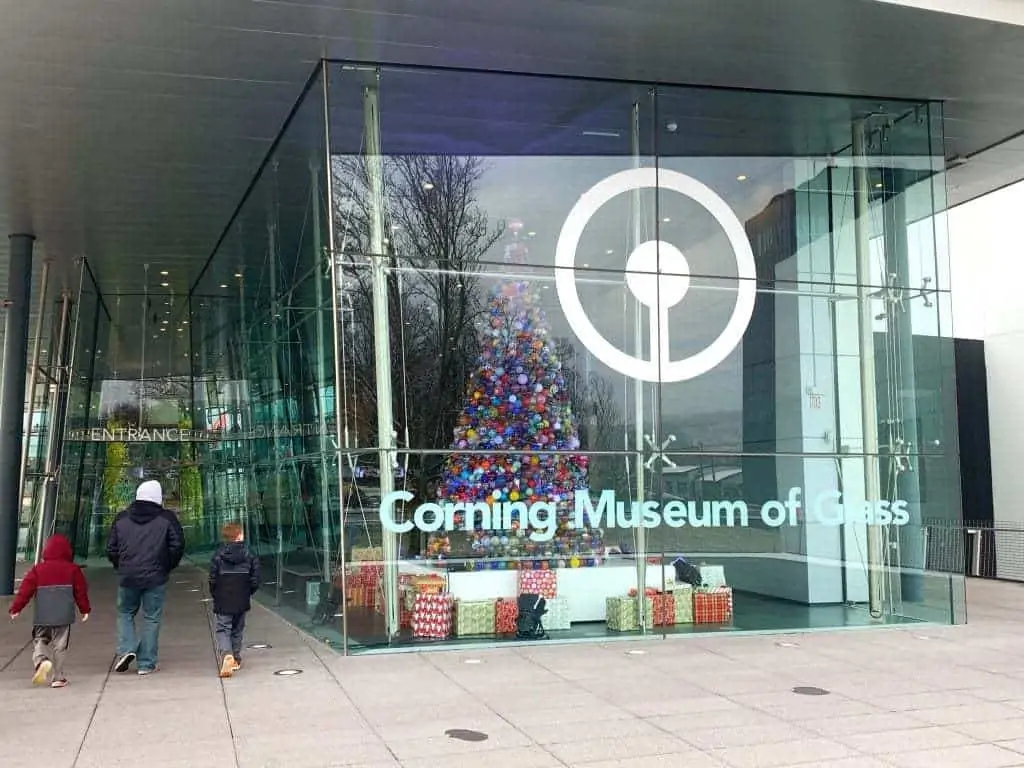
[467,156,793,427]
[457,156,947,429]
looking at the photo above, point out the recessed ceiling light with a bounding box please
[234,272,242,278]
[160,270,169,276]
[874,182,883,189]
[160,282,169,288]
[161,320,169,325]
[736,174,748,182]
[527,231,536,237]
[159,327,166,332]
[662,217,671,223]
[422,181,434,190]
[582,263,589,268]
[605,249,614,255]
[220,284,228,288]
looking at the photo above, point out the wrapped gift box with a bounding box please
[672,585,694,624]
[454,599,497,637]
[352,546,383,563]
[651,593,675,626]
[496,597,518,634]
[346,583,375,609]
[606,595,654,632]
[518,570,557,599]
[694,587,733,624]
[350,563,384,586]
[699,564,727,589]
[411,574,446,595]
[544,597,572,631]
[412,593,453,639]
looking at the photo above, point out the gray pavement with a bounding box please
[3,570,1024,768]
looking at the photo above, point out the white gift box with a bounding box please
[699,564,727,589]
[544,596,572,631]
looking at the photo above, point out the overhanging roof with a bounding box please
[3,0,1024,301]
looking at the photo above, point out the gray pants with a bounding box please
[214,613,246,659]
[32,625,71,681]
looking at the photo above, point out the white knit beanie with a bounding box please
[136,480,163,506]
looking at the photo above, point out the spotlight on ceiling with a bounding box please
[736,174,748,182]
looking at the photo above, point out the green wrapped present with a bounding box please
[454,599,496,637]
[672,585,694,624]
[606,595,654,632]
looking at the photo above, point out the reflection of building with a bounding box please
[13,1,1024,655]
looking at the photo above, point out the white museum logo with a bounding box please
[554,166,757,384]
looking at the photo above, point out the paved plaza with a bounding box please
[3,571,1024,768]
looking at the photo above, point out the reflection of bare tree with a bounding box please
[557,338,627,493]
[331,155,503,495]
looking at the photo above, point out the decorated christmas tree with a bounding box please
[428,221,602,567]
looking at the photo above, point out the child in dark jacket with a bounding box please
[8,534,91,688]
[209,522,260,678]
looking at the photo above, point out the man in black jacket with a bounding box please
[107,480,184,675]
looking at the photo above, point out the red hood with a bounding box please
[42,534,73,562]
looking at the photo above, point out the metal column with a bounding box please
[851,123,885,619]
[36,290,73,560]
[310,158,332,583]
[363,78,400,639]
[629,101,649,629]
[882,166,924,603]
[0,233,36,595]
[268,188,284,606]
[18,259,50,533]
[323,62,352,654]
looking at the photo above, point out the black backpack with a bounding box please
[672,556,704,588]
[515,593,548,640]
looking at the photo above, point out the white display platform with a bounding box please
[400,560,675,623]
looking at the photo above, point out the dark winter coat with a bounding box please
[106,501,185,590]
[209,542,260,616]
[10,534,91,626]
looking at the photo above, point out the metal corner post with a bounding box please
[851,122,885,619]
[363,75,400,639]
[36,288,73,560]
[322,60,351,654]
[0,233,37,595]
[18,258,50,539]
[629,100,649,629]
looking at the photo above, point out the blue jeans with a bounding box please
[116,584,167,670]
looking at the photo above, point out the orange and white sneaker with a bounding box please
[219,654,236,679]
[231,658,242,672]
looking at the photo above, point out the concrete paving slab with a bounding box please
[5,572,1024,767]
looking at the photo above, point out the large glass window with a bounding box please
[313,63,962,651]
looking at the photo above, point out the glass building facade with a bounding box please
[22,61,965,653]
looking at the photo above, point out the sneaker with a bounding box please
[231,659,242,672]
[32,660,52,686]
[137,666,158,676]
[114,652,136,673]
[50,679,68,689]
[219,654,236,679]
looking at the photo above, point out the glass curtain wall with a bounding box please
[317,64,963,652]
[185,62,962,653]
[190,65,339,635]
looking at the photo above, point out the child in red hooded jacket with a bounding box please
[9,534,91,688]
